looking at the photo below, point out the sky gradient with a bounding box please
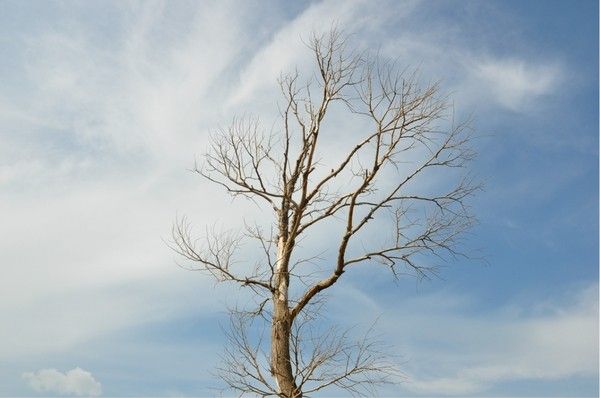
[0,0,598,396]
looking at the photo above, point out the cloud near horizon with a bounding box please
[397,284,597,395]
[22,368,102,397]
[327,280,598,396]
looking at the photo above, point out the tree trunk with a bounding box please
[271,297,299,397]
[271,236,301,398]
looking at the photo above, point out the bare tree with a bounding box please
[171,29,478,397]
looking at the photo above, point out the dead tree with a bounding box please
[171,29,478,397]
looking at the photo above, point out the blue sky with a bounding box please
[0,0,597,396]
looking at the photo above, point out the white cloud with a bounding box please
[472,58,562,111]
[226,0,423,110]
[0,171,257,360]
[22,367,102,397]
[0,1,280,178]
[380,39,564,114]
[331,282,599,396]
[226,0,367,107]
[0,0,273,360]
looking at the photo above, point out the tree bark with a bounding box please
[271,236,300,398]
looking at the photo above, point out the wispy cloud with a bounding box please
[227,0,370,107]
[320,277,598,395]
[22,367,102,397]
[0,2,267,362]
[471,58,562,111]
[348,283,599,396]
